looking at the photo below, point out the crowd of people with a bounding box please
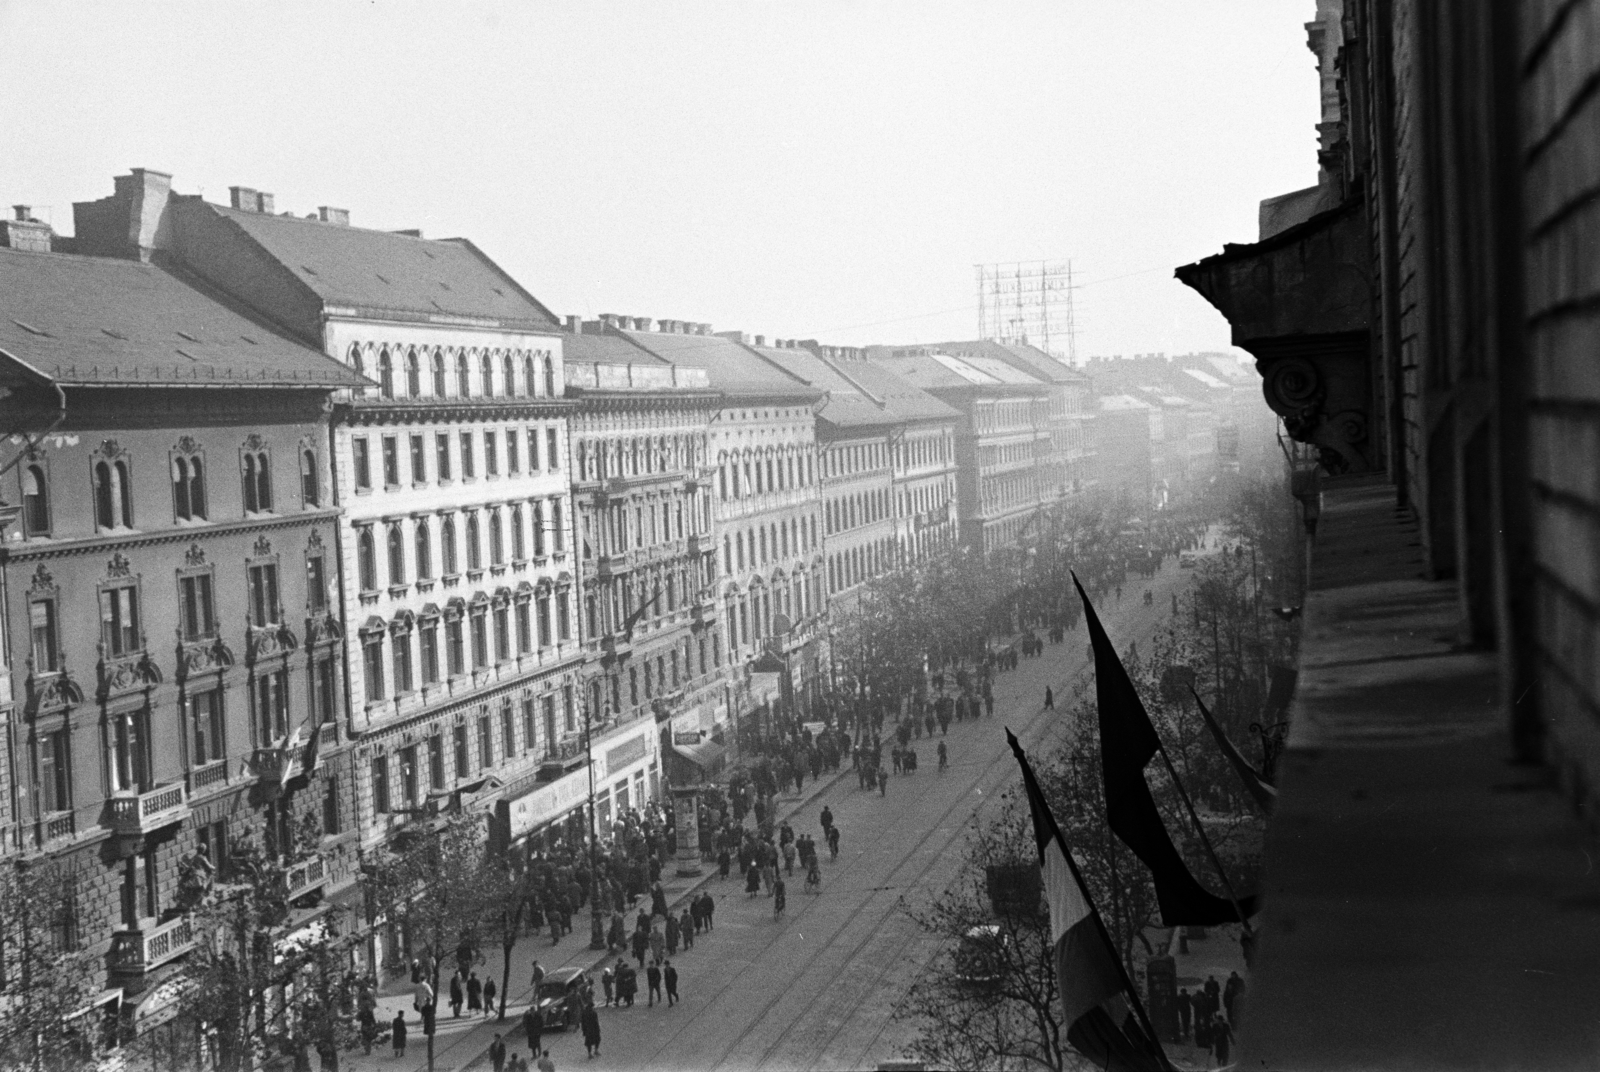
[1176,970,1247,1068]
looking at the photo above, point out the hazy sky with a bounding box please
[2,1,1319,360]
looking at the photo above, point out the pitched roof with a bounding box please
[929,339,1087,385]
[203,204,559,328]
[618,330,819,401]
[0,247,369,389]
[745,346,958,429]
[562,331,664,366]
[865,348,1000,390]
[1098,394,1155,411]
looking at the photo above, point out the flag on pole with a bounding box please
[1007,730,1171,1072]
[1073,573,1254,926]
[1191,686,1277,813]
[279,723,306,792]
[301,711,326,777]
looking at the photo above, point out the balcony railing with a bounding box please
[104,783,189,838]
[41,810,74,845]
[250,745,302,788]
[189,759,229,795]
[110,914,195,975]
[284,853,329,902]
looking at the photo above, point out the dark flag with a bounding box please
[1007,730,1172,1072]
[1073,574,1254,925]
[1191,686,1277,813]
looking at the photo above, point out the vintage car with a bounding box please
[532,966,587,1030]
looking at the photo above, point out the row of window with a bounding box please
[574,434,702,483]
[588,633,722,718]
[716,447,815,501]
[900,482,953,520]
[584,493,705,558]
[356,502,567,593]
[360,590,573,702]
[17,444,320,539]
[976,400,1046,433]
[979,440,1045,468]
[584,555,717,639]
[354,344,558,401]
[825,488,891,536]
[721,513,818,575]
[825,440,889,478]
[725,572,821,649]
[353,425,562,493]
[894,433,953,471]
[828,538,900,595]
[369,686,575,816]
[982,471,1042,513]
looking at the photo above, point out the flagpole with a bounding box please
[1151,736,1254,939]
[1007,732,1172,1070]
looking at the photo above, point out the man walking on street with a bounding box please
[522,1003,543,1058]
[1044,686,1054,710]
[647,961,663,1006]
[490,1033,507,1072]
[391,1012,407,1059]
[1177,987,1192,1039]
[664,960,679,1006]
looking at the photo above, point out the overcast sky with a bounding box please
[2,1,1318,361]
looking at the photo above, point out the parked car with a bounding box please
[1179,551,1198,569]
[532,966,586,1030]
[953,924,1012,987]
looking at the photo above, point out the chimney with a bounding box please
[659,319,677,334]
[317,206,350,226]
[714,330,749,345]
[754,335,766,347]
[257,191,274,214]
[633,317,652,331]
[565,315,581,334]
[229,186,258,211]
[73,168,174,260]
[1,207,53,253]
[599,313,624,330]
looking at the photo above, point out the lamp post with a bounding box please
[582,697,606,951]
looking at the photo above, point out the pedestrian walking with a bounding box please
[782,840,796,876]
[358,1005,376,1056]
[820,805,833,833]
[704,892,716,930]
[450,972,465,1018]
[745,863,761,896]
[1044,686,1054,710]
[391,1012,407,1058]
[490,1033,507,1072]
[523,1003,544,1057]
[483,977,497,1017]
[580,1003,601,1058]
[467,971,483,1014]
[878,766,888,795]
[664,960,679,1006]
[531,959,545,990]
[1211,1014,1234,1066]
[774,876,786,917]
[649,926,665,964]
[679,908,694,950]
[647,961,663,1006]
[718,846,731,879]
[827,825,839,859]
[1177,988,1192,1039]
[665,912,679,955]
[601,965,615,1006]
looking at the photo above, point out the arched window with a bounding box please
[242,449,271,513]
[406,349,421,398]
[172,451,206,521]
[22,462,50,535]
[378,349,394,399]
[466,512,482,572]
[358,527,377,591]
[348,343,365,378]
[94,457,133,530]
[300,449,319,506]
[481,354,495,397]
[94,460,115,529]
[441,516,459,575]
[503,353,517,397]
[524,354,536,398]
[432,349,447,396]
[489,508,505,566]
[543,356,556,397]
[415,520,433,579]
[511,504,525,560]
[387,524,406,586]
[457,352,471,397]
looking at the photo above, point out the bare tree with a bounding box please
[0,860,105,1072]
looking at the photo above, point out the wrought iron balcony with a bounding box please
[249,745,303,788]
[110,914,196,976]
[104,783,189,839]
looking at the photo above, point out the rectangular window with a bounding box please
[196,819,230,879]
[30,598,58,672]
[191,688,224,766]
[371,756,390,814]
[556,591,571,641]
[471,609,488,669]
[454,724,470,779]
[507,430,520,474]
[542,695,557,750]
[393,630,413,694]
[353,438,371,491]
[248,562,280,626]
[489,509,504,566]
[40,729,70,813]
[447,617,465,676]
[99,585,141,656]
[511,506,526,561]
[323,775,341,835]
[435,433,452,481]
[399,745,420,807]
[179,574,216,641]
[314,656,337,723]
[494,604,510,662]
[364,637,385,702]
[485,431,499,477]
[552,499,566,552]
[410,434,426,483]
[421,620,440,685]
[547,429,559,471]
[460,432,475,479]
[382,436,400,487]
[537,595,552,647]
[528,426,541,471]
[562,685,576,734]
[521,695,536,753]
[501,704,516,757]
[516,601,531,653]
[254,668,290,741]
[478,715,492,769]
[429,735,446,790]
[531,501,545,556]
[307,555,328,613]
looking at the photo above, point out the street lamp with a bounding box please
[581,697,607,951]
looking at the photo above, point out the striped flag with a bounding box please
[1007,730,1172,1072]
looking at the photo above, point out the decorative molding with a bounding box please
[252,534,274,557]
[95,438,123,459]
[185,542,208,567]
[175,435,200,454]
[307,529,325,552]
[243,433,266,451]
[107,552,132,578]
[29,563,55,594]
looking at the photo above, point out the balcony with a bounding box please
[40,810,74,847]
[188,759,229,796]
[104,783,189,840]
[110,914,196,978]
[600,633,633,661]
[284,852,330,902]
[250,744,303,790]
[594,551,632,579]
[686,533,710,556]
[692,600,719,626]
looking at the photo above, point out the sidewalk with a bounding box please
[342,760,856,1072]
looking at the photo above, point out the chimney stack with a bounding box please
[73,168,173,260]
[599,313,624,330]
[317,206,350,226]
[229,186,258,211]
[1,206,52,253]
[633,317,652,331]
[754,335,766,347]
[565,315,581,334]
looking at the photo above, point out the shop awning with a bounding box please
[672,739,726,770]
